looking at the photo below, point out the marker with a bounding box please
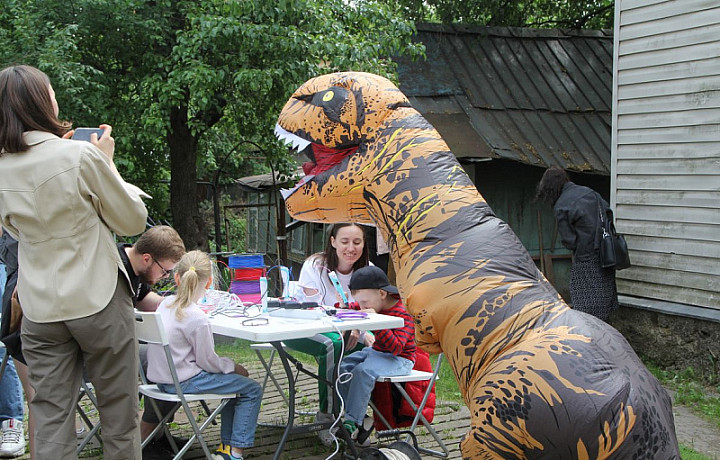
[327,271,348,304]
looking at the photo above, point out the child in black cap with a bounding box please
[337,265,416,445]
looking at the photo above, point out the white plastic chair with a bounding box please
[250,342,288,404]
[369,353,449,458]
[135,311,234,459]
[249,342,314,420]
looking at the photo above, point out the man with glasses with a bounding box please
[118,225,184,298]
[116,225,186,458]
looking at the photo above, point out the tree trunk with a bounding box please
[168,99,208,250]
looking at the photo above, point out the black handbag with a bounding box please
[598,201,631,270]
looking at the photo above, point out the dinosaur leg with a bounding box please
[459,426,507,460]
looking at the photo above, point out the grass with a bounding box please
[215,339,260,363]
[431,354,463,404]
[645,361,720,431]
[643,361,720,459]
[681,445,715,460]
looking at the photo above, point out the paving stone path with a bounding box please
[14,363,720,459]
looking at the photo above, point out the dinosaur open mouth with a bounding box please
[274,123,358,189]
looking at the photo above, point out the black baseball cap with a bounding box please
[348,266,399,294]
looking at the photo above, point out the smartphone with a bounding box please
[71,127,105,142]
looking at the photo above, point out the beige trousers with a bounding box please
[22,272,140,460]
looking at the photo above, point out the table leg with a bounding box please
[269,332,362,459]
[270,340,295,460]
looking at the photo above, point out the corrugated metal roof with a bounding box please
[235,169,302,191]
[395,24,613,175]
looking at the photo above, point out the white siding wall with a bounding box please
[612,0,720,309]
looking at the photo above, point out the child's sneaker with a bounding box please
[211,447,243,460]
[214,443,230,456]
[343,419,357,433]
[0,419,26,458]
[355,415,375,447]
[212,443,245,460]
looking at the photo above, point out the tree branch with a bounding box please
[573,4,614,29]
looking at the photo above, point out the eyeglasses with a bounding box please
[151,256,173,278]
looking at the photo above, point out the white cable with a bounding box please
[323,320,353,460]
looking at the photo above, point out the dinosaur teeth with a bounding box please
[274,124,311,152]
[280,174,314,200]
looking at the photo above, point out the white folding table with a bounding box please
[209,311,403,460]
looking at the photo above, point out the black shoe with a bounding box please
[142,439,175,460]
[143,435,189,458]
[153,434,189,450]
[355,416,375,447]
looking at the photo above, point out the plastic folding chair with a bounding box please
[250,342,288,403]
[369,353,449,458]
[249,277,313,417]
[135,311,234,460]
[76,380,103,454]
[250,342,314,419]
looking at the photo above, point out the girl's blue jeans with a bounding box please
[0,348,24,421]
[159,371,262,449]
[338,348,413,424]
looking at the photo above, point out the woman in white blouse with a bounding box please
[286,223,373,445]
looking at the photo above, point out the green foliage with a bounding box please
[390,0,614,29]
[224,207,247,254]
[0,0,423,243]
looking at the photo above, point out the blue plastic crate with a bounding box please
[228,253,265,269]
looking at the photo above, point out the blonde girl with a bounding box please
[146,250,262,460]
[170,249,214,320]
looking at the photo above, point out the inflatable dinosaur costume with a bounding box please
[275,72,679,459]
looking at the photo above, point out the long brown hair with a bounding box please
[536,166,570,206]
[322,223,369,273]
[0,65,70,154]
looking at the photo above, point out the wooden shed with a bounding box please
[612,0,720,317]
[610,0,720,374]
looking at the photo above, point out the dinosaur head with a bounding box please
[275,71,410,223]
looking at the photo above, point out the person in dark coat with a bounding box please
[536,166,619,321]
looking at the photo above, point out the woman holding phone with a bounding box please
[0,64,148,459]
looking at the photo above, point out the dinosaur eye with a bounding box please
[312,88,349,123]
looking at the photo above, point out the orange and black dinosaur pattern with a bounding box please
[276,72,679,459]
